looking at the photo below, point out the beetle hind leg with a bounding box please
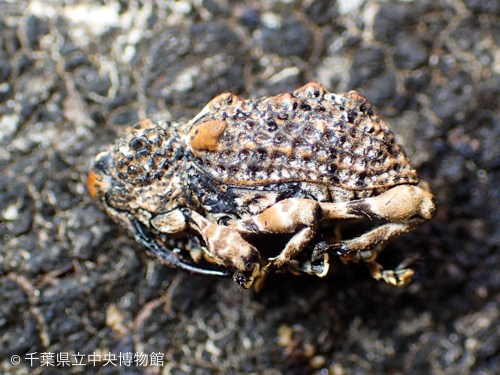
[336,241,417,286]
[366,257,415,287]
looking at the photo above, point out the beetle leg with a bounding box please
[182,209,261,289]
[316,185,435,258]
[337,241,415,286]
[319,184,436,286]
[129,216,232,278]
[366,260,415,287]
[100,199,231,278]
[321,185,436,223]
[332,221,420,286]
[288,253,330,278]
[267,226,317,270]
[228,198,323,273]
[332,222,419,257]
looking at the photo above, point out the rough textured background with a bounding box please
[1,0,499,374]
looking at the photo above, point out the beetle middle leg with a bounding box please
[228,198,325,274]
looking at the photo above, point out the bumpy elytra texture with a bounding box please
[188,82,418,189]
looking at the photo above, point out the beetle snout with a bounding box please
[88,151,113,201]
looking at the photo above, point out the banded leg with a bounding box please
[318,185,435,285]
[333,222,419,257]
[228,198,325,273]
[130,216,232,278]
[321,185,436,223]
[319,185,435,258]
[183,209,261,288]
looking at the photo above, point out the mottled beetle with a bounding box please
[88,82,436,289]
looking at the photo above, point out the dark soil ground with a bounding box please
[1,1,500,374]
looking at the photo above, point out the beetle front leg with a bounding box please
[129,216,232,278]
[182,209,261,288]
